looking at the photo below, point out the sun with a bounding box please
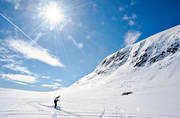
[41,2,65,30]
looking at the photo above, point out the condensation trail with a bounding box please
[0,13,34,42]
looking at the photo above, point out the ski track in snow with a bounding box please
[0,97,179,118]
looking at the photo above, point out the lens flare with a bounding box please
[41,2,65,30]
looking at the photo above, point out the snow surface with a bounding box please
[0,25,180,118]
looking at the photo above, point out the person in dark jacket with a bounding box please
[54,96,60,108]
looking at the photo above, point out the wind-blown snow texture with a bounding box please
[0,25,180,118]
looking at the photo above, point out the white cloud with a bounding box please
[55,79,63,82]
[67,35,84,49]
[7,39,64,67]
[41,83,61,89]
[0,41,36,77]
[130,0,135,6]
[122,14,137,26]
[122,15,129,20]
[1,74,36,83]
[3,64,32,75]
[124,31,141,45]
[41,76,50,79]
[15,81,27,85]
[129,20,135,26]
[0,40,22,64]
[119,7,124,11]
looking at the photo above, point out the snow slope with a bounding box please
[0,25,180,118]
[63,24,180,117]
[74,25,180,88]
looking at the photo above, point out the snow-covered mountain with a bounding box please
[60,25,180,117]
[73,25,180,90]
[0,25,180,118]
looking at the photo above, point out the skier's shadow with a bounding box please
[60,109,82,118]
[55,106,61,110]
[39,103,54,108]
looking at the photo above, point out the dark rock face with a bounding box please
[135,53,148,67]
[102,59,111,66]
[97,70,105,75]
[134,41,180,67]
[116,51,126,61]
[133,42,145,57]
[149,51,166,63]
[133,45,153,67]
[133,51,138,57]
[97,41,180,74]
[96,36,180,75]
[149,42,179,64]
[96,47,131,75]
[167,42,179,54]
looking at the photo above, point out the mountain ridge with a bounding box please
[73,25,180,87]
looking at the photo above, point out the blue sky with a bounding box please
[0,0,180,91]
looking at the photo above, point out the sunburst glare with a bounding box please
[40,2,65,30]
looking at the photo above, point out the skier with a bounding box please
[54,96,60,108]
